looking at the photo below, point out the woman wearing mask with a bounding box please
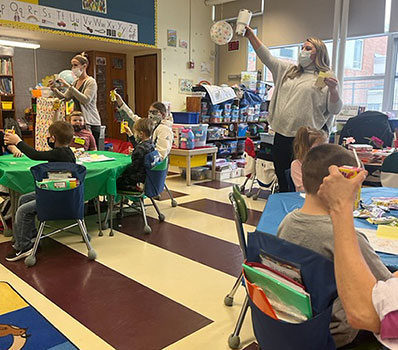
[50,52,102,148]
[245,27,342,192]
[113,92,173,160]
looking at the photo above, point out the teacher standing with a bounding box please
[245,27,343,192]
[50,52,102,148]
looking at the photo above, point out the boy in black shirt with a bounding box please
[117,118,155,192]
[4,121,75,261]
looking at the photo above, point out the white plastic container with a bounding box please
[216,169,232,181]
[236,9,252,36]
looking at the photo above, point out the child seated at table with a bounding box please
[69,111,97,151]
[291,126,328,192]
[277,143,392,348]
[4,121,75,262]
[117,118,154,192]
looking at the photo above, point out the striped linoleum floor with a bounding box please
[0,173,268,350]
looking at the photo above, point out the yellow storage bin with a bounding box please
[169,153,207,168]
[1,101,13,110]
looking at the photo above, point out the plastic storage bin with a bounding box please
[1,101,12,110]
[259,132,275,145]
[172,112,200,124]
[191,124,208,148]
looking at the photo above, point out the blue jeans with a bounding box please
[14,192,37,251]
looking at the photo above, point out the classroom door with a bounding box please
[134,54,158,118]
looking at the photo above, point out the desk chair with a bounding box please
[381,152,398,187]
[25,163,97,267]
[0,191,10,232]
[116,151,167,235]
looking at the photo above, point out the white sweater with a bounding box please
[118,103,174,160]
[256,45,343,137]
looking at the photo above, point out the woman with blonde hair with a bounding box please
[245,28,342,192]
[50,52,102,148]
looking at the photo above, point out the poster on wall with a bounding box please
[179,40,187,49]
[82,0,107,14]
[178,79,193,94]
[0,0,138,42]
[167,30,177,47]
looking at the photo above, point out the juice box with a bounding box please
[5,128,15,134]
[120,120,128,133]
[338,166,362,208]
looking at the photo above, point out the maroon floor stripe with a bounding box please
[116,215,243,277]
[179,199,262,227]
[242,342,259,350]
[158,189,187,201]
[0,240,212,350]
[195,180,235,189]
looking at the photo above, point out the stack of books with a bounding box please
[243,250,312,323]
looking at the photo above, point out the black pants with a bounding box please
[88,125,101,150]
[272,133,295,193]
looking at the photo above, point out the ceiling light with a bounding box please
[0,38,40,49]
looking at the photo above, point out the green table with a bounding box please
[0,151,131,235]
[0,151,131,200]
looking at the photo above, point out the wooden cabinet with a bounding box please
[0,54,15,130]
[86,51,127,140]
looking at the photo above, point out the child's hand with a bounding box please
[11,147,23,157]
[4,133,22,146]
[123,125,133,137]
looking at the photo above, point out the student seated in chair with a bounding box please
[318,166,398,350]
[69,111,97,151]
[4,121,75,262]
[117,118,154,192]
[277,144,392,348]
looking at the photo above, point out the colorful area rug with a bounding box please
[0,282,77,350]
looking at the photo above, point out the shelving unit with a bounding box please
[0,52,15,130]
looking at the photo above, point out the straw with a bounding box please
[352,148,361,168]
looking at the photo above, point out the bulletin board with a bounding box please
[0,0,157,47]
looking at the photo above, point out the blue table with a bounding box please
[256,187,398,270]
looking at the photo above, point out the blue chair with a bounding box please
[116,151,167,234]
[25,162,97,267]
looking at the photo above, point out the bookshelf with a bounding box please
[0,54,15,130]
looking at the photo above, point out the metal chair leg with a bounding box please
[96,197,103,237]
[150,198,165,222]
[228,295,249,349]
[109,195,114,236]
[25,221,46,267]
[139,198,151,234]
[164,183,177,207]
[224,272,243,306]
[78,219,97,260]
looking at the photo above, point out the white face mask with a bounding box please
[298,50,313,68]
[72,67,83,78]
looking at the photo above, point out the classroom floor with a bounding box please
[0,173,268,350]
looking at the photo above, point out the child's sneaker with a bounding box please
[5,247,33,262]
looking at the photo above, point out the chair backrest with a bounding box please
[381,152,398,188]
[339,111,394,147]
[144,150,167,198]
[246,230,337,350]
[31,162,86,222]
[229,185,248,259]
[256,158,277,186]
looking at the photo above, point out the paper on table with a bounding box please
[78,154,115,163]
[357,228,398,255]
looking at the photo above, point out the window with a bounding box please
[345,39,363,70]
[247,28,258,72]
[264,46,299,83]
[374,54,386,75]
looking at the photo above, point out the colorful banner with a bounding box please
[0,0,138,42]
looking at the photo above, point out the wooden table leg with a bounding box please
[186,155,191,186]
[211,152,216,180]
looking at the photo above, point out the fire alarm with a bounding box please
[187,60,195,69]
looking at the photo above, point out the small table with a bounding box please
[169,147,218,186]
[0,151,131,235]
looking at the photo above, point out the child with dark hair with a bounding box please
[4,121,75,261]
[69,111,97,151]
[277,144,392,348]
[291,126,328,192]
[117,118,155,192]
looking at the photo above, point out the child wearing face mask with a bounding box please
[111,91,173,160]
[69,111,97,151]
[117,118,155,192]
[50,52,102,149]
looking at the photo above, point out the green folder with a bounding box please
[243,263,313,319]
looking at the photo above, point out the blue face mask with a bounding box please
[298,50,313,68]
